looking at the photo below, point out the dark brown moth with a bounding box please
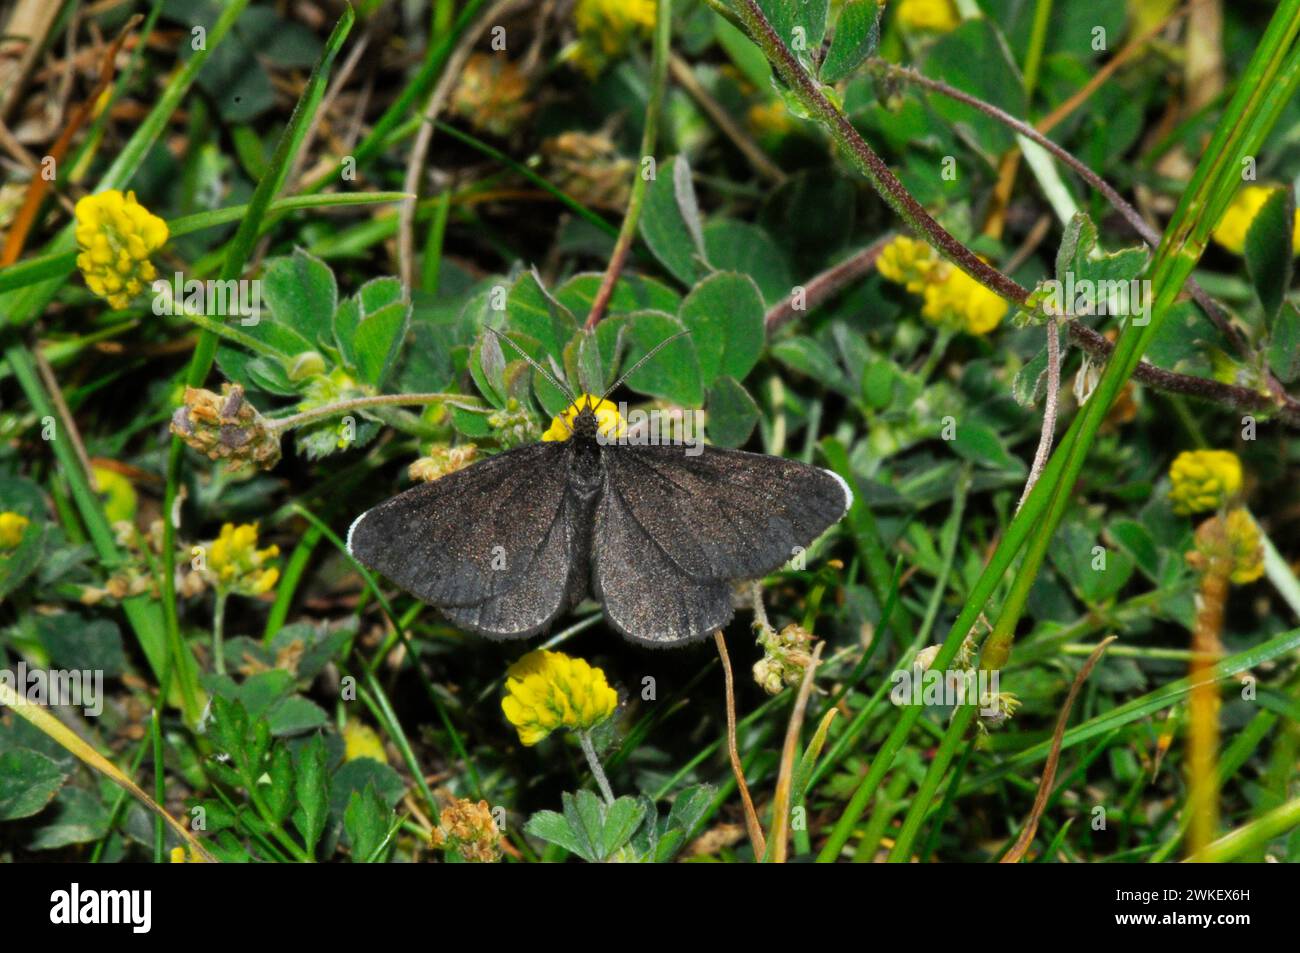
[347,333,851,646]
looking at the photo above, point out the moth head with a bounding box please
[542,394,625,443]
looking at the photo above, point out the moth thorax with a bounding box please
[572,407,600,439]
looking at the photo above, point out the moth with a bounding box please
[347,331,852,646]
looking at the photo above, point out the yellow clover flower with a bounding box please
[1211,185,1300,256]
[897,0,960,33]
[342,719,388,764]
[1168,449,1243,515]
[568,0,655,76]
[0,512,30,550]
[203,522,280,596]
[921,263,1009,335]
[74,190,168,309]
[501,649,618,746]
[1221,508,1265,585]
[92,465,138,524]
[541,394,626,442]
[877,235,938,294]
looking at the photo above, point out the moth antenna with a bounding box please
[482,325,577,404]
[481,326,577,436]
[600,328,692,402]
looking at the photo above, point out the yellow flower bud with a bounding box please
[1168,450,1243,515]
[921,263,1008,335]
[1222,508,1265,585]
[877,235,938,294]
[199,522,281,598]
[74,190,168,309]
[0,512,30,550]
[567,0,656,76]
[897,0,960,33]
[501,650,618,746]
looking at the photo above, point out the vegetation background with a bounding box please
[0,0,1298,863]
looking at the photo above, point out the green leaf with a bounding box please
[0,748,68,820]
[343,783,391,863]
[770,336,853,395]
[260,248,338,349]
[1108,518,1161,584]
[265,745,294,822]
[575,330,605,394]
[1244,187,1295,325]
[563,790,606,861]
[1051,525,1135,606]
[350,278,411,387]
[524,809,591,860]
[706,376,761,447]
[554,272,681,322]
[266,696,329,737]
[925,19,1027,162]
[1268,303,1300,384]
[601,796,649,859]
[950,422,1024,473]
[624,311,704,406]
[329,758,406,820]
[36,615,127,677]
[470,330,507,408]
[292,733,329,856]
[756,0,828,65]
[679,272,766,384]
[1012,344,1050,407]
[640,156,710,286]
[664,784,715,842]
[820,0,885,83]
[702,219,792,306]
[861,359,896,411]
[508,269,579,357]
[27,787,110,850]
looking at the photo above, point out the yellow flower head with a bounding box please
[74,189,168,309]
[501,649,618,746]
[541,394,626,442]
[0,512,30,550]
[897,0,960,32]
[342,719,388,764]
[92,465,138,524]
[1168,449,1243,515]
[921,263,1009,335]
[568,0,655,75]
[202,522,280,596]
[1221,508,1265,584]
[877,235,938,294]
[1211,185,1300,256]
[1190,507,1265,585]
[430,798,502,863]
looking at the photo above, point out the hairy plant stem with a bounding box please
[579,731,616,806]
[730,0,1027,307]
[265,392,483,432]
[212,590,228,677]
